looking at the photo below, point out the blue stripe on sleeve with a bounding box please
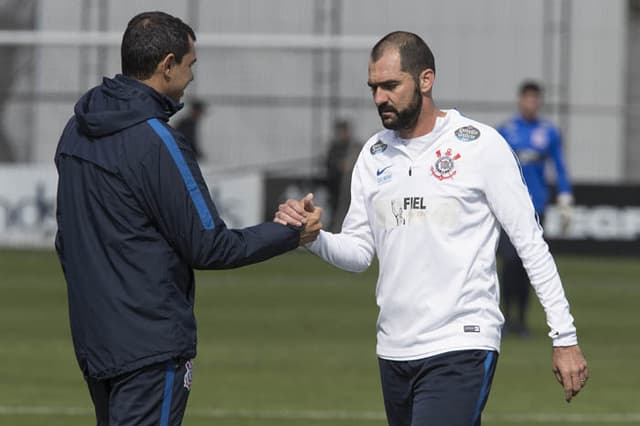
[160,361,176,426]
[147,118,215,230]
[509,148,543,230]
[471,351,495,426]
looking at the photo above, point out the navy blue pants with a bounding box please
[378,350,498,426]
[86,359,193,426]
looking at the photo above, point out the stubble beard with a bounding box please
[378,84,422,132]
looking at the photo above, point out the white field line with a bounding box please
[1,405,640,423]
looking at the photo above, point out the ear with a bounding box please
[158,53,176,81]
[418,68,435,94]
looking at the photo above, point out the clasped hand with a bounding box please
[273,193,323,245]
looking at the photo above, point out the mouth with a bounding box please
[379,109,396,118]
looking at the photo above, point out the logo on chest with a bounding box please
[431,148,461,181]
[390,197,427,226]
[531,128,549,148]
[376,165,393,184]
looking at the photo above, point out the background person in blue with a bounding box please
[497,80,573,337]
[55,11,321,426]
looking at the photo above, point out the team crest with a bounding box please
[454,125,480,142]
[531,128,549,148]
[370,140,388,155]
[431,148,461,181]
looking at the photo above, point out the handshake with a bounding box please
[273,193,324,245]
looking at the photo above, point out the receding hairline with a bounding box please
[370,31,420,62]
[370,31,436,78]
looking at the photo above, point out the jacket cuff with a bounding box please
[550,331,578,347]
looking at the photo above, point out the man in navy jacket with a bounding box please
[55,11,320,426]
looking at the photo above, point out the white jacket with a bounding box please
[307,109,577,360]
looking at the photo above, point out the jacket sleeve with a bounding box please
[482,129,578,346]
[129,119,299,269]
[306,153,376,272]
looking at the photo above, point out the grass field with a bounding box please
[0,249,639,426]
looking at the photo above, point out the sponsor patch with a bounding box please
[454,125,480,142]
[370,140,388,155]
[516,148,543,165]
[431,148,461,181]
[183,359,194,390]
[375,197,429,229]
[390,197,427,226]
[464,325,481,333]
[390,199,406,226]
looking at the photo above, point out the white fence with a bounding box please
[0,0,632,182]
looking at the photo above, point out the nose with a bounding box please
[373,88,388,106]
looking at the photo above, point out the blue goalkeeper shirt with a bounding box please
[497,115,572,213]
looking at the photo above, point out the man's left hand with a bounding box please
[273,193,313,228]
[552,344,589,402]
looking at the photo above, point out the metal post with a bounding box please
[557,0,572,143]
[25,0,36,162]
[79,0,92,90]
[625,0,640,181]
[542,0,555,116]
[328,0,342,124]
[310,0,327,175]
[97,0,108,81]
[187,0,200,93]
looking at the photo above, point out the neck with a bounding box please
[398,100,444,139]
[138,74,168,98]
[520,112,538,122]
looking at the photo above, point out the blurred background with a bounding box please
[0,0,639,247]
[0,1,639,425]
[0,0,633,175]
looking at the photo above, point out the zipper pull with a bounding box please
[409,166,412,176]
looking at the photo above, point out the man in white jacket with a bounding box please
[276,31,588,426]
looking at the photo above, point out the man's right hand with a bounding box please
[273,193,323,245]
[300,195,323,245]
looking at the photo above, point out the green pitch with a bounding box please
[0,249,639,426]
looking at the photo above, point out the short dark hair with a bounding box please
[371,31,436,80]
[519,80,543,96]
[121,11,196,80]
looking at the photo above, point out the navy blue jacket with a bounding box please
[55,75,299,379]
